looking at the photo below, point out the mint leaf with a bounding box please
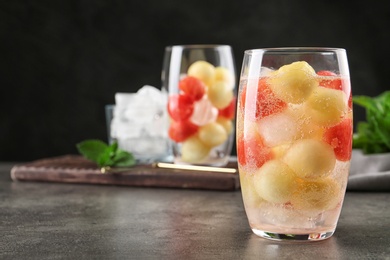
[112,150,136,167]
[97,142,118,167]
[353,91,390,154]
[76,139,108,163]
[76,139,136,168]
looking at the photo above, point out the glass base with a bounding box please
[252,228,334,242]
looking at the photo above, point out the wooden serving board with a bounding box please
[10,155,240,191]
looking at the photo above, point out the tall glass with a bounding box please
[162,45,236,166]
[237,48,352,241]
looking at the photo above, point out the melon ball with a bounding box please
[215,66,235,90]
[208,81,234,109]
[283,139,336,179]
[188,61,215,87]
[181,136,211,163]
[253,160,298,203]
[306,87,347,127]
[239,171,264,208]
[198,122,228,147]
[297,118,325,141]
[271,143,291,159]
[216,117,233,135]
[291,178,341,211]
[285,104,324,141]
[268,61,318,104]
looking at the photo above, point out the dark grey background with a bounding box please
[1,0,389,161]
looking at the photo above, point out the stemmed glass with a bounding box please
[237,48,352,241]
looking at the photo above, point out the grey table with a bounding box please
[0,163,389,259]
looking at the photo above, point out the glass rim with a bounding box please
[165,44,232,51]
[244,47,346,54]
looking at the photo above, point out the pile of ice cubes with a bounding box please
[109,85,171,163]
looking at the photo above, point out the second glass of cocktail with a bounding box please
[162,45,236,166]
[237,48,352,241]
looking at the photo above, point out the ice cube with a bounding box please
[118,86,166,124]
[143,108,170,138]
[257,110,298,147]
[190,97,218,126]
[111,85,169,142]
[118,136,168,156]
[115,92,135,108]
[110,117,143,139]
[109,86,172,163]
[136,85,167,107]
[113,93,136,121]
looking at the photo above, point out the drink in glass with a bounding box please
[237,48,352,241]
[162,45,236,166]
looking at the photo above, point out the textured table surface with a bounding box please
[1,162,389,259]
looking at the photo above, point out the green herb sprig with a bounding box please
[353,91,390,154]
[76,139,135,168]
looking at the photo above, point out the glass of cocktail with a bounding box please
[237,48,352,241]
[162,45,236,166]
